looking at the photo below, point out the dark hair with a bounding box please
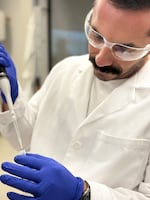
[109,0,150,10]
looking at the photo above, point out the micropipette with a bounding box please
[0,66,26,154]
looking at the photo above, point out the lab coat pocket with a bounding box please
[87,131,150,189]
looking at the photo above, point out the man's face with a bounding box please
[89,0,150,81]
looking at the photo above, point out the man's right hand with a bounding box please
[0,44,18,103]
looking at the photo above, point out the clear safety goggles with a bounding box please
[84,10,150,61]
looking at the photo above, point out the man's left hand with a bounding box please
[0,153,84,200]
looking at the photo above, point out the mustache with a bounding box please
[89,56,122,75]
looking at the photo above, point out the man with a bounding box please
[0,0,150,199]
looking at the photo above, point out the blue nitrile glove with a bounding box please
[0,44,18,103]
[0,153,84,200]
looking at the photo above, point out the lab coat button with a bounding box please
[73,141,82,150]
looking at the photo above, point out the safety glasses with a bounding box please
[84,10,150,61]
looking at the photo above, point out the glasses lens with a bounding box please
[112,44,149,61]
[86,25,104,49]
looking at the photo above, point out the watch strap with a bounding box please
[80,181,91,200]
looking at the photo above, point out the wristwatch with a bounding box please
[80,181,91,200]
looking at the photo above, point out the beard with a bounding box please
[89,55,145,80]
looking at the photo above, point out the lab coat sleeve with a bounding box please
[89,182,150,200]
[0,65,51,150]
[0,86,36,151]
[89,181,150,200]
[0,59,64,151]
[0,74,52,151]
[88,158,150,200]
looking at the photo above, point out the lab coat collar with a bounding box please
[78,59,150,125]
[134,59,150,88]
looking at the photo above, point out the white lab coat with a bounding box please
[1,54,150,200]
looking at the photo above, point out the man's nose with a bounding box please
[95,47,114,67]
